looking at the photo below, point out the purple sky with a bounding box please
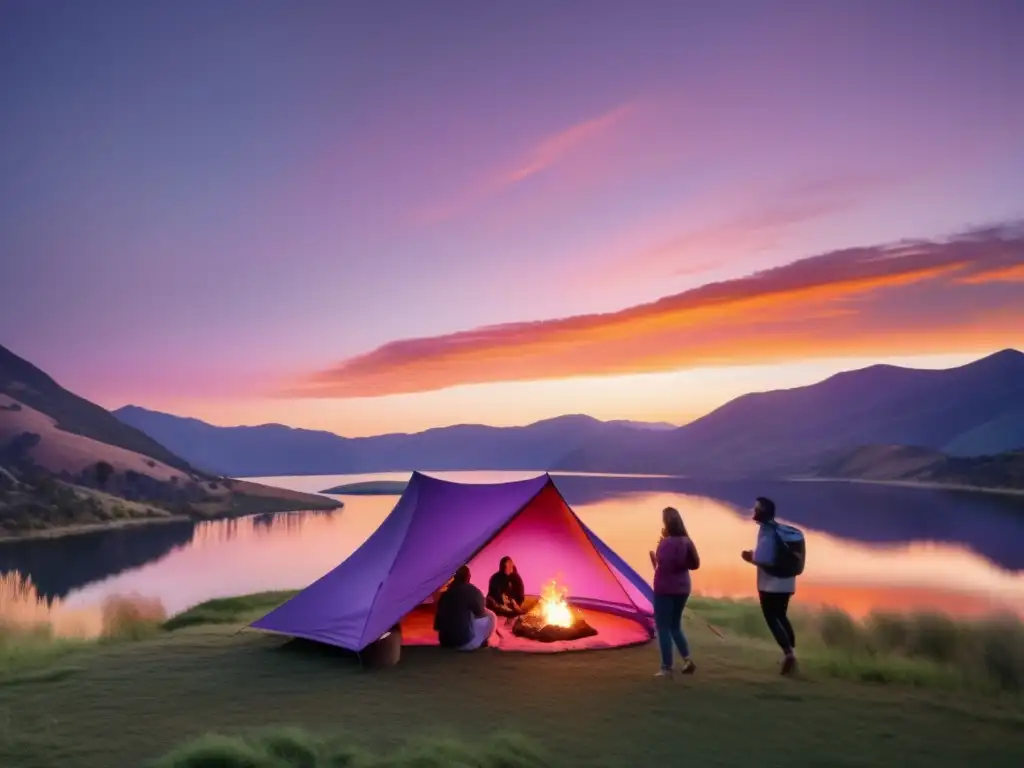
[2,1,1022,434]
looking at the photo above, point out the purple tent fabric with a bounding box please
[250,472,653,651]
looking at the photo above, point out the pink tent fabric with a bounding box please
[251,472,655,652]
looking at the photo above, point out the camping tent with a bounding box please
[250,472,655,653]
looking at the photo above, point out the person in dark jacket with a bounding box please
[433,565,496,650]
[486,556,526,617]
[649,506,700,678]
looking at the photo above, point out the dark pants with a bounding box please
[759,591,795,653]
[653,593,690,669]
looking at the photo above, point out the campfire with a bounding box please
[512,578,597,642]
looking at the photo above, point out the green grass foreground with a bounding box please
[1,593,1022,767]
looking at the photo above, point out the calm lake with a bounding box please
[2,471,1024,634]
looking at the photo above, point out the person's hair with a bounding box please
[755,496,776,521]
[453,564,471,584]
[499,555,516,573]
[661,506,688,537]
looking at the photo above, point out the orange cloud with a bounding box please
[291,223,1024,398]
[957,262,1024,284]
[415,102,635,223]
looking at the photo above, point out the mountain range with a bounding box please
[112,407,675,477]
[553,348,1024,478]
[112,348,1024,481]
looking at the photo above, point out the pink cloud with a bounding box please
[413,102,636,223]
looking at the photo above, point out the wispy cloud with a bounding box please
[600,172,914,285]
[290,222,1024,397]
[414,102,635,223]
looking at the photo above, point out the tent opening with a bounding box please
[394,482,653,652]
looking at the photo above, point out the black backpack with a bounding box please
[763,522,806,578]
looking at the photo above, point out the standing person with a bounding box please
[649,506,700,678]
[741,496,798,675]
[433,565,497,651]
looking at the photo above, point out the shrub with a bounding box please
[100,594,167,640]
[818,608,868,654]
[864,612,909,654]
[905,612,963,665]
[153,728,547,768]
[973,614,1024,692]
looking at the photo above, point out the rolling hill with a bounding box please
[0,344,197,475]
[808,444,1024,491]
[112,406,677,477]
[0,344,340,537]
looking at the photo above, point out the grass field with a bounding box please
[1,594,1022,767]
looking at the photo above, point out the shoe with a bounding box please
[781,654,797,676]
[680,659,697,675]
[654,668,673,679]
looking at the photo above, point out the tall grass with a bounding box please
[688,596,1024,692]
[153,727,548,768]
[0,571,167,677]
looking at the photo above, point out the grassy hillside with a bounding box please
[0,344,196,475]
[1,593,1021,767]
[0,461,341,538]
[811,445,1024,491]
[0,468,174,536]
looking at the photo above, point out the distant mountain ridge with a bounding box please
[113,406,677,477]
[115,349,1024,480]
[553,348,1024,477]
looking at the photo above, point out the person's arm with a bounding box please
[511,573,525,605]
[486,574,501,603]
[471,586,486,618]
[687,538,701,570]
[749,527,775,567]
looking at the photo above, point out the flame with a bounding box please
[536,578,574,628]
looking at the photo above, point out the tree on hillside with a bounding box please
[94,460,114,489]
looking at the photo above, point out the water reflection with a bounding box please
[0,473,1022,636]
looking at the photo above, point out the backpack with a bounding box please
[763,522,806,578]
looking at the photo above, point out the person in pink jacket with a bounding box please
[649,506,700,678]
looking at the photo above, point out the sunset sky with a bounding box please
[2,1,1023,436]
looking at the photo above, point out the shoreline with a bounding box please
[789,476,1024,498]
[0,500,342,544]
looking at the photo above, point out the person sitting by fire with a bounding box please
[486,556,526,617]
[433,564,496,651]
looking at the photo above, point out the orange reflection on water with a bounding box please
[579,492,1024,619]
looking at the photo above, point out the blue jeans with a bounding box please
[654,593,690,669]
